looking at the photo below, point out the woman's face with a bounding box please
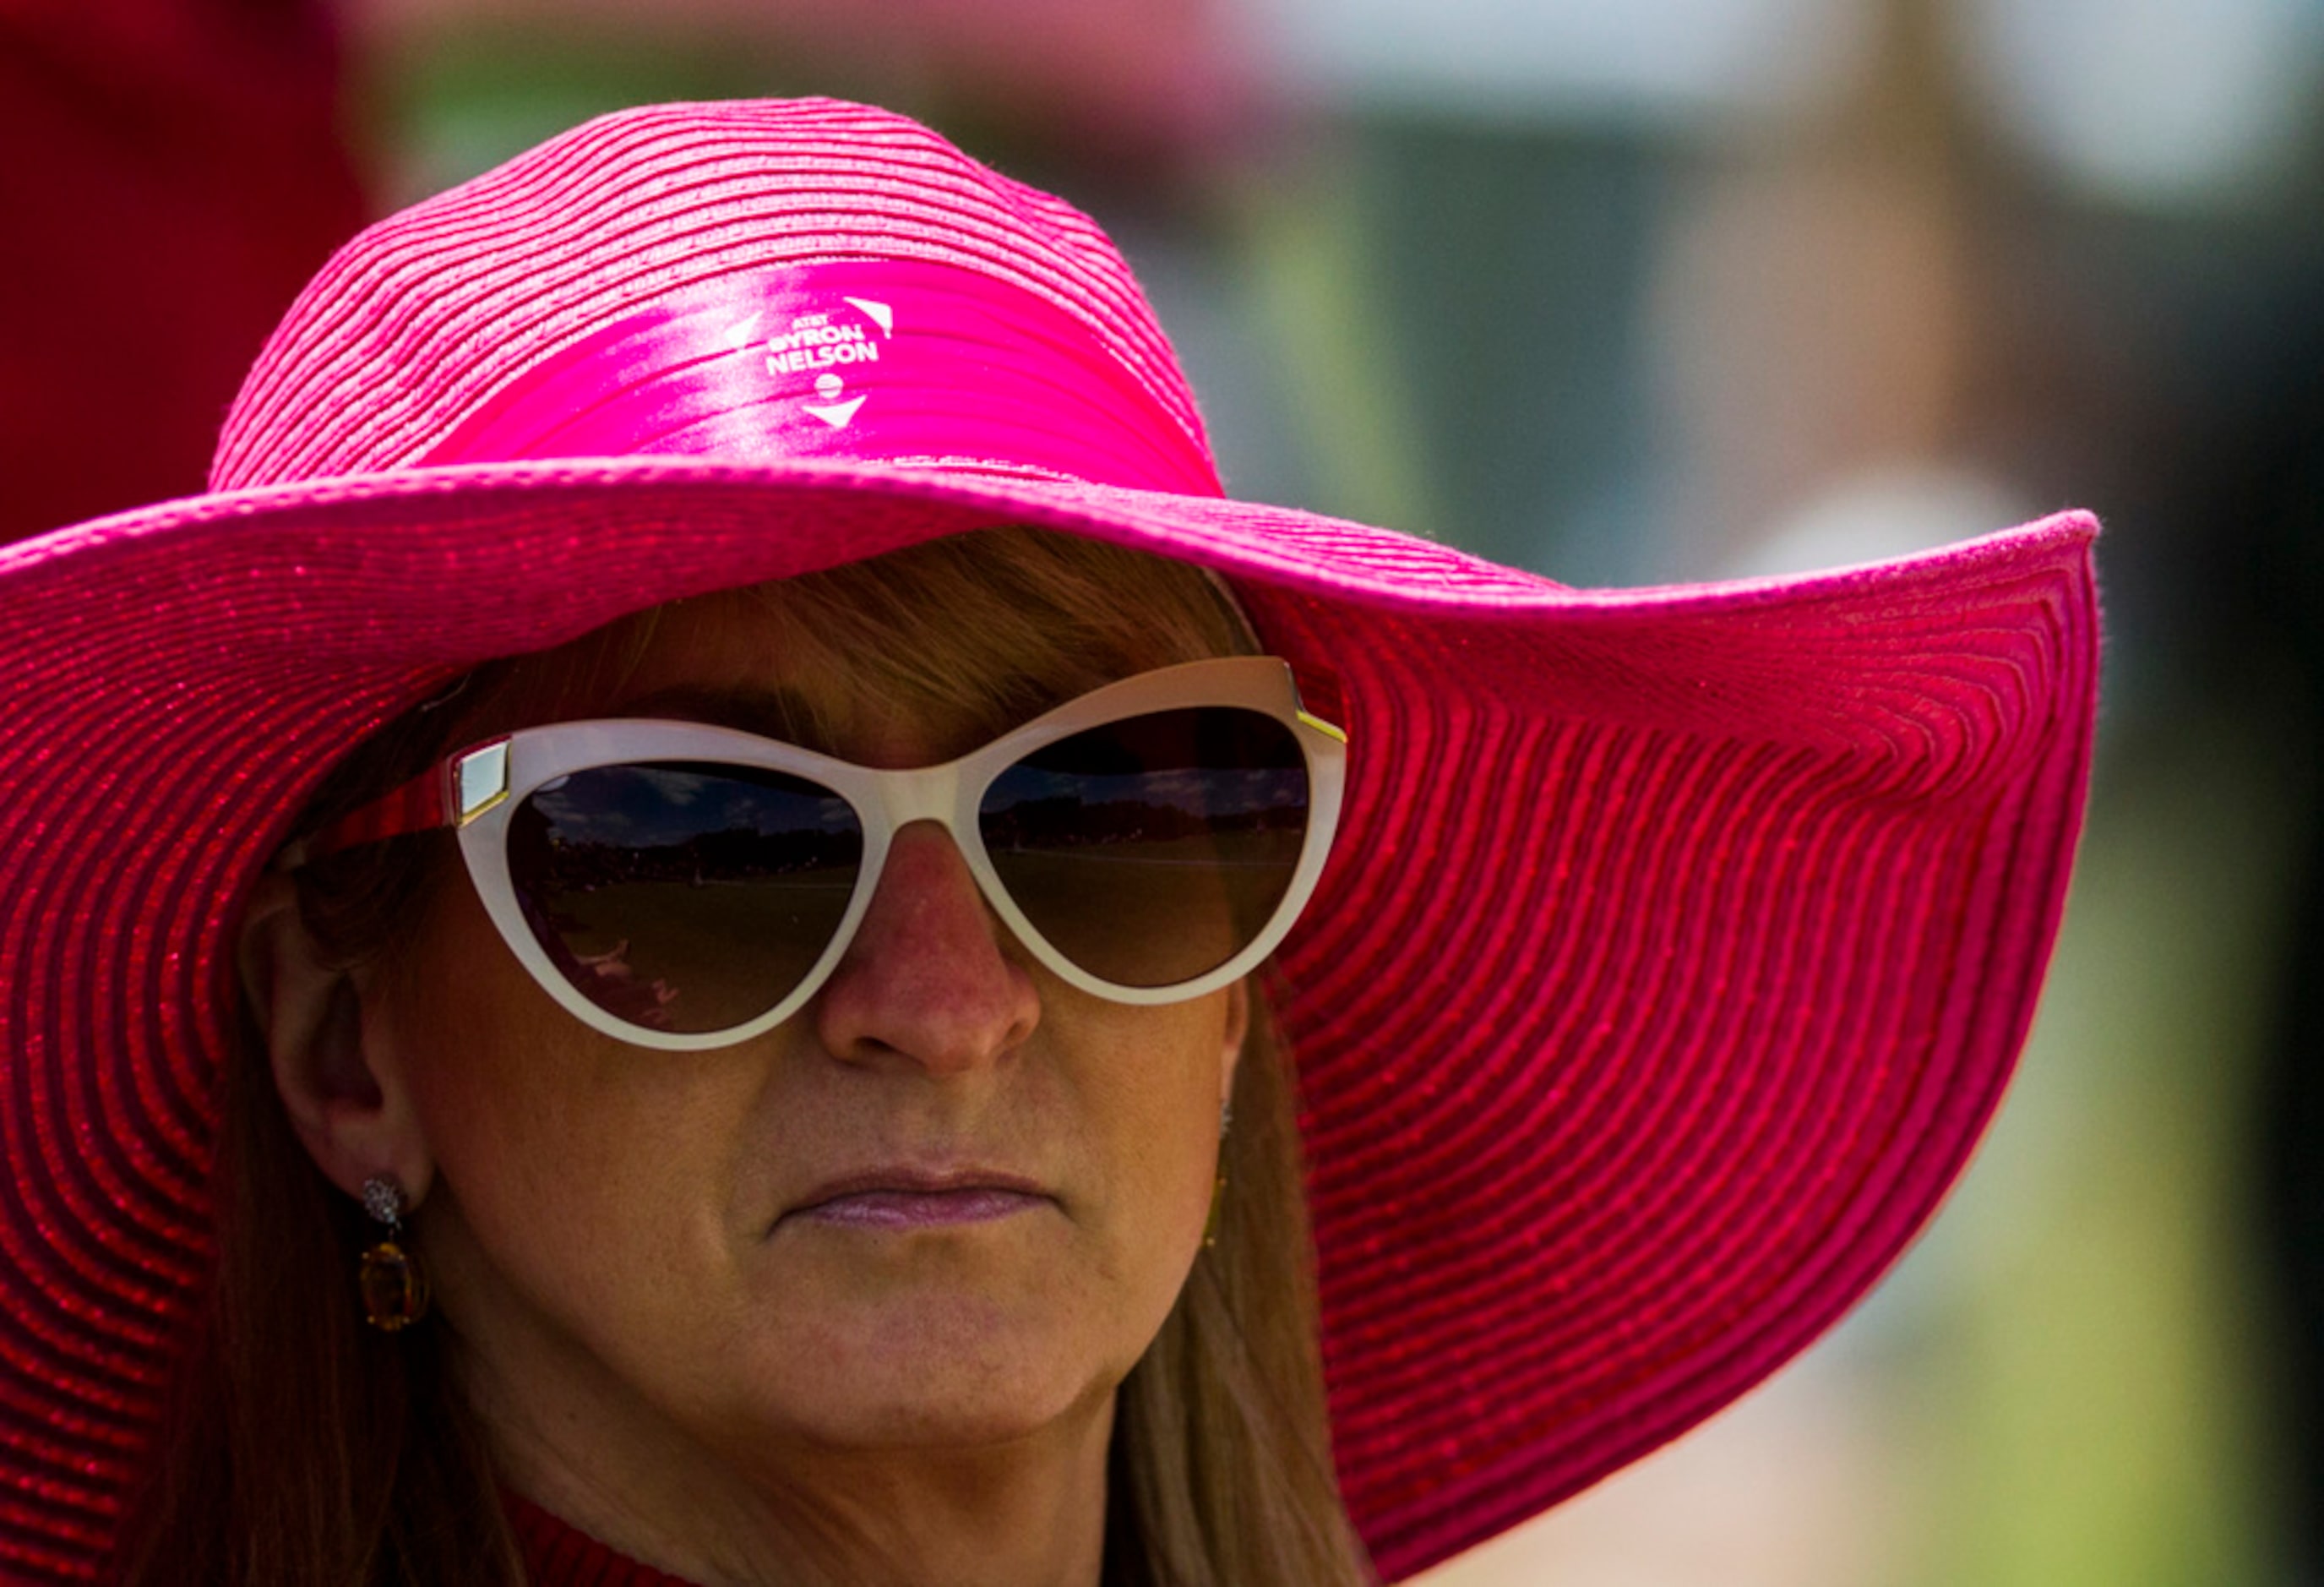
[373,594,1244,1483]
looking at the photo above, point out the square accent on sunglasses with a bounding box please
[286,657,1347,1050]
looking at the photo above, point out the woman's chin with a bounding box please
[715,1282,1131,1451]
[759,1331,1110,1453]
[789,1387,1098,1453]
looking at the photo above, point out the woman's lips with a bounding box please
[787,1170,1053,1230]
[801,1186,1048,1229]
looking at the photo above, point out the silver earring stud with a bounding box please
[361,1174,406,1227]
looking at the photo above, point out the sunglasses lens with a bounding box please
[506,763,863,1034]
[979,706,1310,989]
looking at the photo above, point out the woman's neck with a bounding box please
[510,1440,1113,1587]
[476,1348,1115,1587]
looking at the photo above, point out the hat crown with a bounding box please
[211,99,1220,494]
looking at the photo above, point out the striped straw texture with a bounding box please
[213,101,1211,494]
[0,99,2098,1583]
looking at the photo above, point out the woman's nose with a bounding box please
[813,822,1039,1074]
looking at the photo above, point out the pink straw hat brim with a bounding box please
[0,452,2095,1580]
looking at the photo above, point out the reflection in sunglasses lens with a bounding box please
[508,763,863,1033]
[978,707,1309,988]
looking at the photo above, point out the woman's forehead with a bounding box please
[482,585,1132,762]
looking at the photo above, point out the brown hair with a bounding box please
[110,528,1371,1586]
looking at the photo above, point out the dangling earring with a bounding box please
[1204,1099,1233,1251]
[359,1174,430,1332]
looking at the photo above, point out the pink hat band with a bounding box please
[420,260,1223,493]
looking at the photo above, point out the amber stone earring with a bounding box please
[358,1175,431,1331]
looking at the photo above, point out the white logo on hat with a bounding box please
[770,299,892,428]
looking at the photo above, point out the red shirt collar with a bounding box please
[507,1493,703,1587]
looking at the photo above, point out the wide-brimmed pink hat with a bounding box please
[0,97,2095,1583]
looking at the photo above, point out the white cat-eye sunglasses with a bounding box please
[287,657,1347,1050]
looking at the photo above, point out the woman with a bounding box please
[0,99,2098,1584]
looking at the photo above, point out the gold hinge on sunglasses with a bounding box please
[1287,662,1347,743]
[454,741,512,825]
[1296,709,1347,745]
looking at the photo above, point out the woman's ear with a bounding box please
[237,871,434,1208]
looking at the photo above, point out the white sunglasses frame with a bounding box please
[366,656,1345,1051]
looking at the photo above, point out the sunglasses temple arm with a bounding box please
[274,762,451,871]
